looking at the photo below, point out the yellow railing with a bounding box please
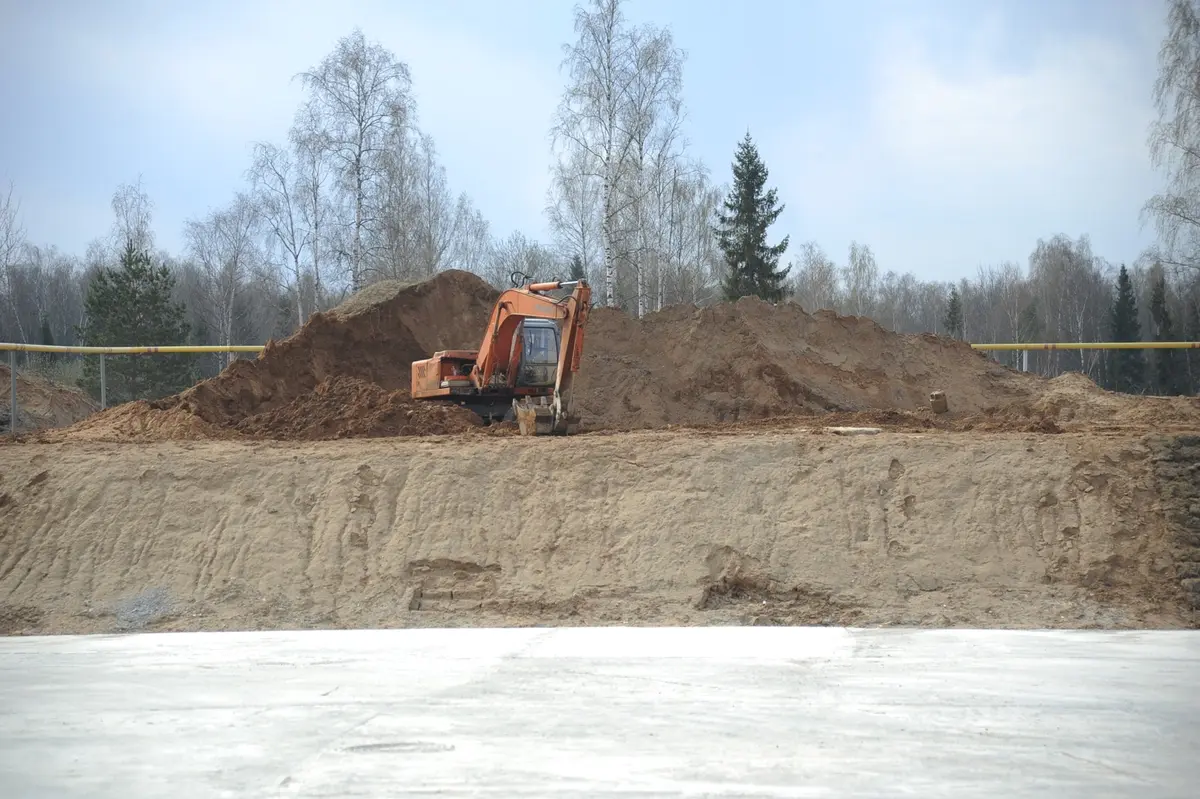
[0,344,265,354]
[972,342,1200,351]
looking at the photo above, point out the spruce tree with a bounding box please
[1148,270,1184,395]
[76,241,194,404]
[1107,264,1145,394]
[943,286,964,339]
[713,132,790,302]
[568,254,586,282]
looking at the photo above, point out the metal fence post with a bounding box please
[8,350,15,436]
[99,354,107,410]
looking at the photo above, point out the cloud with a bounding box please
[766,10,1162,279]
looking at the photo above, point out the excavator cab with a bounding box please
[515,318,561,388]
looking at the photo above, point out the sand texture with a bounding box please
[3,270,1198,636]
[0,429,1194,635]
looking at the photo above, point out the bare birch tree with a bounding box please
[450,201,492,276]
[185,194,261,367]
[842,241,878,317]
[619,22,684,317]
[110,178,155,255]
[290,105,334,312]
[553,0,640,307]
[0,181,28,342]
[248,142,309,326]
[412,132,461,277]
[546,146,602,284]
[789,241,840,313]
[297,28,413,291]
[486,231,558,289]
[1144,0,1200,273]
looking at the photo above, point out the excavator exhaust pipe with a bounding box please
[513,397,580,436]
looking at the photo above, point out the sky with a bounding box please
[0,0,1171,283]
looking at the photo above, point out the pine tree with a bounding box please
[568,254,586,282]
[76,241,194,404]
[713,132,790,302]
[1107,264,1145,394]
[943,286,964,339]
[1148,269,1184,395]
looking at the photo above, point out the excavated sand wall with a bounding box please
[0,431,1190,634]
[1149,435,1200,612]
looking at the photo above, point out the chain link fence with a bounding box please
[2,345,264,435]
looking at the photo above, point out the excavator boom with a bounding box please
[410,279,591,435]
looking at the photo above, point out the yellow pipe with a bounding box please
[0,344,266,354]
[971,342,1200,351]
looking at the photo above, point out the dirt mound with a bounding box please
[168,270,496,428]
[43,270,499,442]
[573,298,1042,429]
[954,373,1200,433]
[0,431,1193,634]
[44,269,1195,443]
[55,400,233,442]
[234,377,482,440]
[0,364,97,434]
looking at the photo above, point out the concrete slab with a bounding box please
[0,627,1197,797]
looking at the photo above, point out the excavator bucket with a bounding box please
[514,397,555,436]
[513,397,580,436]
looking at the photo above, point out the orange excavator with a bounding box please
[410,278,591,435]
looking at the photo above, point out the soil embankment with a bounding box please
[0,430,1192,634]
[24,269,1089,442]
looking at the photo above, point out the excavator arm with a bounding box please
[507,280,590,435]
[508,278,592,431]
[471,282,579,389]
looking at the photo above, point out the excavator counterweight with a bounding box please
[410,279,591,435]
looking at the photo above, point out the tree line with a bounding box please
[2,0,1199,403]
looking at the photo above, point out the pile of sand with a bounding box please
[0,364,97,434]
[233,377,483,440]
[33,269,1199,442]
[574,298,1041,428]
[42,272,498,442]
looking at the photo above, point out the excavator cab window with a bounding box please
[517,319,560,387]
